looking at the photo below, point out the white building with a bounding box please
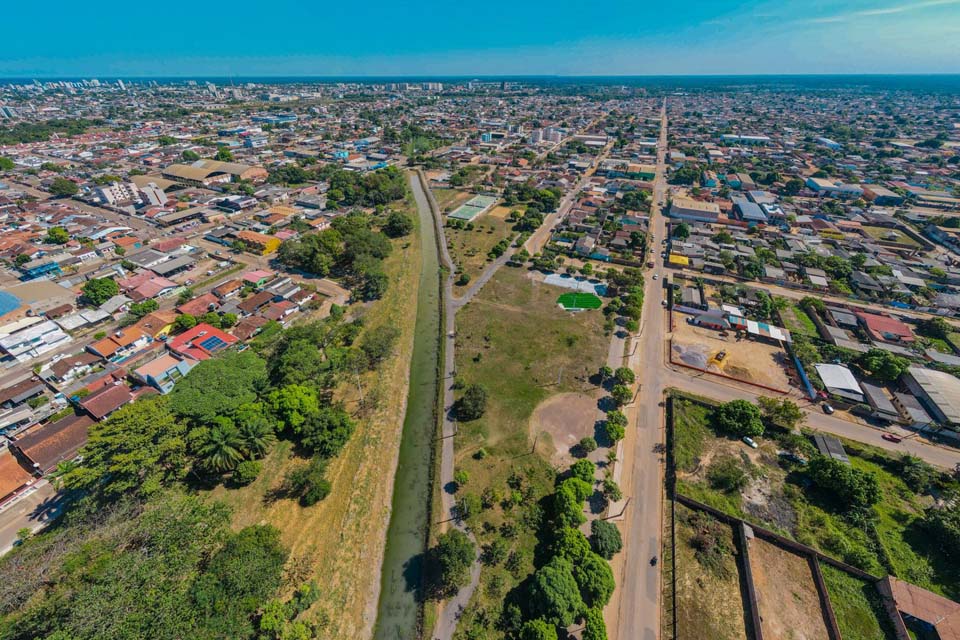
[0,320,73,363]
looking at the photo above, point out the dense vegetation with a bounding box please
[0,308,404,638]
[0,118,100,145]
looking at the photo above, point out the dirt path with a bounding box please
[748,538,831,640]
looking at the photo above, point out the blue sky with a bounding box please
[2,0,959,76]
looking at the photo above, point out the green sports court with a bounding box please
[557,292,603,310]
[449,194,498,221]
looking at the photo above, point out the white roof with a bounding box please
[907,366,960,424]
[815,364,862,394]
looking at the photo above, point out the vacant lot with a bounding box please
[749,538,830,640]
[671,395,960,600]
[780,304,819,338]
[861,225,921,248]
[433,187,474,212]
[530,391,602,465]
[445,212,514,294]
[451,265,610,635]
[821,564,896,640]
[671,317,792,390]
[205,196,422,637]
[675,504,750,640]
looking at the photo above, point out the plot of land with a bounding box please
[530,391,602,465]
[433,187,475,212]
[670,395,960,601]
[444,213,514,294]
[671,316,792,390]
[675,504,750,640]
[780,304,819,338]
[749,537,831,640]
[821,564,897,640]
[861,225,921,248]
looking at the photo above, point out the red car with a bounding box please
[881,433,903,443]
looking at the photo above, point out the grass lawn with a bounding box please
[670,396,960,600]
[861,226,921,248]
[821,564,897,640]
[433,187,474,212]
[204,194,423,637]
[922,336,954,354]
[557,291,603,310]
[780,304,819,338]
[445,209,516,294]
[450,265,610,638]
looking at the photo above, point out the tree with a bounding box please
[605,410,627,442]
[583,607,609,640]
[573,552,615,607]
[614,367,635,385]
[551,526,592,561]
[918,317,952,341]
[81,277,119,306]
[591,520,623,559]
[220,312,238,328]
[168,350,267,424]
[45,225,70,244]
[173,313,197,332]
[49,176,79,197]
[800,296,826,316]
[856,348,909,383]
[579,436,598,454]
[922,502,960,556]
[713,399,764,437]
[807,456,881,514]
[300,406,356,458]
[127,299,159,320]
[611,384,633,406]
[570,459,595,484]
[283,457,331,506]
[360,325,400,367]
[553,481,588,528]
[428,529,476,597]
[233,459,261,486]
[527,557,585,628]
[383,211,414,238]
[182,149,201,161]
[214,147,234,161]
[0,156,14,171]
[783,177,805,195]
[457,384,488,421]
[899,455,935,493]
[707,455,749,492]
[673,222,691,239]
[198,417,245,472]
[757,396,804,431]
[519,619,558,640]
[63,396,187,498]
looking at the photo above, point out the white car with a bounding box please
[742,436,759,449]
[652,274,658,280]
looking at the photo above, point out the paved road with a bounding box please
[610,100,960,640]
[0,480,64,555]
[612,100,670,640]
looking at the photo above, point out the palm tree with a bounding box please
[199,418,245,472]
[238,417,276,459]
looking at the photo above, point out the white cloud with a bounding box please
[803,0,959,24]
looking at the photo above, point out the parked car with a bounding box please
[652,274,658,280]
[742,436,758,449]
[882,433,903,443]
[822,403,835,415]
[661,299,668,306]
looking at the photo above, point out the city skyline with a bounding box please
[3,0,960,77]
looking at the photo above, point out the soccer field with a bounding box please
[557,292,603,310]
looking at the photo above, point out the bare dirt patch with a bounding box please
[530,391,601,465]
[749,537,831,640]
[671,316,792,390]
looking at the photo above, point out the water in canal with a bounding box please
[373,177,442,639]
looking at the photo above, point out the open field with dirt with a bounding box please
[670,394,960,601]
[674,504,750,640]
[445,213,515,294]
[449,265,610,638]
[432,187,474,212]
[749,537,831,640]
[205,195,422,637]
[671,316,792,390]
[530,391,603,466]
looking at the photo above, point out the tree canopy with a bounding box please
[713,399,764,437]
[81,277,119,306]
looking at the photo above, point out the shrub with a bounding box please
[591,520,623,559]
[707,455,749,493]
[233,460,261,486]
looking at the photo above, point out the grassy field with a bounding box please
[670,396,960,599]
[450,265,610,638]
[433,187,475,212]
[675,504,750,640]
[205,194,423,637]
[780,304,819,338]
[821,564,897,640]
[861,225,921,248]
[445,207,516,294]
